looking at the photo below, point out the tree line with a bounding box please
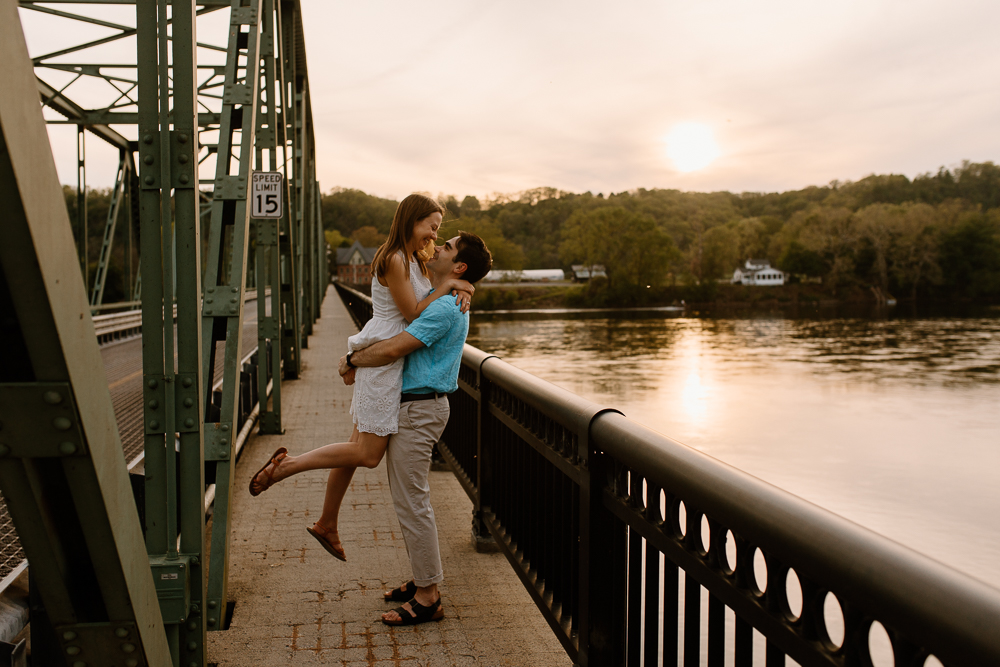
[323,161,1000,302]
[58,160,1000,306]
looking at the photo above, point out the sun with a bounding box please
[665,122,721,173]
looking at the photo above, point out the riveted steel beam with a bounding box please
[199,0,264,629]
[0,6,171,666]
[136,0,207,664]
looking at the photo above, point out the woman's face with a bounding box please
[410,212,442,252]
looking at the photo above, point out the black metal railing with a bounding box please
[334,283,1000,667]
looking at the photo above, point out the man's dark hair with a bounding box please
[454,231,492,284]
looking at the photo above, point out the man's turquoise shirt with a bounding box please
[401,294,469,394]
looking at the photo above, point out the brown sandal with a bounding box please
[307,523,347,562]
[248,447,287,497]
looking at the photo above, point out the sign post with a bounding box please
[251,171,283,218]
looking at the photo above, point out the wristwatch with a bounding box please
[345,351,356,369]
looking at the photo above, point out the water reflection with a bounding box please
[468,308,1000,590]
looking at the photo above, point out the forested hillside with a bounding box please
[322,162,1000,303]
[62,161,1000,306]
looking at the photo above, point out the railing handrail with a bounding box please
[590,412,1000,665]
[333,282,1000,667]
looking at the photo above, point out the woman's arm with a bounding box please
[382,253,457,322]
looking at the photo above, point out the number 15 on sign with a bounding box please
[251,171,283,218]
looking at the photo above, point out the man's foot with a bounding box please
[383,580,416,602]
[307,523,346,561]
[381,596,444,626]
[248,447,288,496]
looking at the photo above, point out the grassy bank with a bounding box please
[476,281,878,311]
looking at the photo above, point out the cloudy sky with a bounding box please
[25,0,1000,200]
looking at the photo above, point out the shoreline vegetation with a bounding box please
[463,281,983,312]
[322,161,1000,310]
[60,160,1000,306]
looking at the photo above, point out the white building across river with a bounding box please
[732,259,786,285]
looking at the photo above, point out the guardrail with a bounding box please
[333,282,1000,667]
[93,289,259,345]
[0,291,270,658]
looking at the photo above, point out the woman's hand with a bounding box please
[453,289,473,313]
[444,279,475,313]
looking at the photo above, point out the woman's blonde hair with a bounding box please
[371,194,445,280]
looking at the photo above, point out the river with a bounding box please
[467,303,1000,592]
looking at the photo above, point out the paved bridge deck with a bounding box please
[209,288,569,666]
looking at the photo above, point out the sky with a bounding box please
[21,0,1000,201]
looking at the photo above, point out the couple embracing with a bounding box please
[249,194,493,626]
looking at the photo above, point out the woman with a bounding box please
[248,194,472,561]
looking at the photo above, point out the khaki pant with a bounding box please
[386,396,449,587]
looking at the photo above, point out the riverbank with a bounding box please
[475,281,875,311]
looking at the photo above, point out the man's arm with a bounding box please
[338,330,424,377]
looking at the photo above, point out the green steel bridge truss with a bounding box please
[0,1,326,664]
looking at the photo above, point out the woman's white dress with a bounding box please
[347,257,432,436]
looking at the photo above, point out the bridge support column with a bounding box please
[136,0,208,663]
[0,6,172,665]
[200,0,265,629]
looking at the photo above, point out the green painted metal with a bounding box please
[279,0,302,379]
[136,1,208,665]
[0,6,171,665]
[90,150,130,308]
[200,0,265,630]
[12,0,323,661]
[254,0,284,435]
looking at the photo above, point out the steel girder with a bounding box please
[10,0,326,664]
[0,6,172,666]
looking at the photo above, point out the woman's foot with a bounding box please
[307,522,347,561]
[249,447,288,496]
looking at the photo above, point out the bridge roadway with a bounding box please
[208,287,568,666]
[0,301,260,582]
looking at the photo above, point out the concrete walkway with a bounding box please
[207,287,570,667]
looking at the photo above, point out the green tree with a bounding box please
[888,203,942,300]
[700,225,740,280]
[938,211,1000,297]
[560,206,678,293]
[321,188,397,236]
[855,203,902,294]
[324,229,349,250]
[351,225,385,248]
[779,241,828,277]
[440,216,524,271]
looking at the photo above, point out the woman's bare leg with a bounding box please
[250,429,390,491]
[314,427,358,535]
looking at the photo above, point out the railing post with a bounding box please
[471,359,497,552]
[578,413,627,666]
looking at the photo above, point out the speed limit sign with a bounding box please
[251,171,283,218]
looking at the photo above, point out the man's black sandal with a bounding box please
[381,597,444,626]
[383,580,417,602]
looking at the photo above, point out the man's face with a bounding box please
[428,236,461,275]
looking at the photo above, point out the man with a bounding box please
[338,231,492,625]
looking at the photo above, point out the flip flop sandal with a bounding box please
[383,580,416,602]
[381,597,444,626]
[307,523,347,562]
[248,447,287,497]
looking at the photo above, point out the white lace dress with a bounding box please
[347,256,432,436]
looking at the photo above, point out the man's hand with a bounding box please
[338,354,352,377]
[341,367,356,385]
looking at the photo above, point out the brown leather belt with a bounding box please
[400,392,446,403]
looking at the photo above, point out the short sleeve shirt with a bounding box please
[401,295,469,394]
